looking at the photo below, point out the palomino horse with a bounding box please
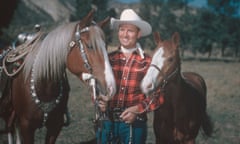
[0,9,116,144]
[141,32,213,144]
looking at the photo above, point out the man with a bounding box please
[97,9,163,144]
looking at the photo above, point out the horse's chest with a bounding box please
[158,84,200,119]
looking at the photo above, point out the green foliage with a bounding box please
[72,0,92,21]
[92,0,109,20]
[0,0,54,43]
[139,0,240,58]
[207,0,240,17]
[71,0,113,43]
[1,0,112,44]
[72,0,110,21]
[1,0,240,58]
[140,0,179,50]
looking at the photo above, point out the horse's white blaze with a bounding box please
[141,47,165,94]
[152,47,165,71]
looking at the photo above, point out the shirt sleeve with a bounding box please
[137,89,164,113]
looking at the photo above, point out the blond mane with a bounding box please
[24,22,106,81]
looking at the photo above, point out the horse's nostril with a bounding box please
[147,83,154,90]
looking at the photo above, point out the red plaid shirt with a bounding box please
[108,48,164,113]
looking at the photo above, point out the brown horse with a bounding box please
[141,32,213,144]
[0,9,116,144]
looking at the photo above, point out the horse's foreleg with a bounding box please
[185,139,195,144]
[8,132,13,144]
[45,116,64,144]
[45,126,63,144]
[15,123,21,144]
[7,114,22,144]
[8,123,22,144]
[19,119,35,144]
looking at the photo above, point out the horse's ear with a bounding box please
[98,16,110,28]
[80,9,95,27]
[153,32,162,45]
[172,32,180,47]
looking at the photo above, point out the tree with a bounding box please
[178,8,198,57]
[0,0,18,36]
[73,0,110,21]
[72,0,92,21]
[207,0,240,57]
[192,8,219,57]
[139,0,178,49]
[0,0,54,43]
[227,17,240,58]
[73,0,113,43]
[207,0,240,17]
[137,0,240,58]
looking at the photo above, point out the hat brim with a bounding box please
[111,18,152,37]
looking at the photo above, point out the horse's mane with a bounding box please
[89,25,106,54]
[88,25,108,62]
[24,22,77,81]
[24,22,106,81]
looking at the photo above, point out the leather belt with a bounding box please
[108,108,147,122]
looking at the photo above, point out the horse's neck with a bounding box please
[166,71,184,92]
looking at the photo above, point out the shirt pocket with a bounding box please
[132,59,149,72]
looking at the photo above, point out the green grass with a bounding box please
[0,61,239,144]
[183,61,240,144]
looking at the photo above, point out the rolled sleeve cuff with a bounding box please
[137,102,149,114]
[137,93,164,113]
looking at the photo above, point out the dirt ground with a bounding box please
[0,60,240,144]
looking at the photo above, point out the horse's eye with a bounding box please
[87,44,93,49]
[168,57,174,62]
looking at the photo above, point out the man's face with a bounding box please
[118,24,141,48]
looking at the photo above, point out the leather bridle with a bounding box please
[69,23,93,73]
[150,64,179,89]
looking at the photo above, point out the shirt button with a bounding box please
[121,87,124,90]
[123,77,126,80]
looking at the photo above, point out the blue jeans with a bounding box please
[96,120,147,144]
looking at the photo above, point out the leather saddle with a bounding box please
[0,32,42,98]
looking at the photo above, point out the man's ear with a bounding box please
[137,31,142,39]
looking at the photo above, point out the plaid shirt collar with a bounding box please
[117,43,145,59]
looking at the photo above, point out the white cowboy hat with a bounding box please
[111,9,152,37]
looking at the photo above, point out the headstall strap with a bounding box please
[166,67,179,80]
[150,64,179,89]
[79,41,92,72]
[150,64,161,73]
[80,27,89,33]
[82,72,100,123]
[71,24,92,73]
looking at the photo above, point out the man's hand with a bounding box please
[120,105,139,124]
[98,99,107,112]
[97,95,108,112]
